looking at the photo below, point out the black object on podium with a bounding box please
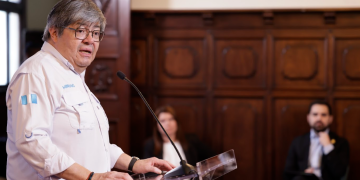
[117,71,237,180]
[117,71,197,179]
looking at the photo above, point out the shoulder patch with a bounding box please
[31,94,37,104]
[21,95,27,105]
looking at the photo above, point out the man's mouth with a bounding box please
[79,49,92,54]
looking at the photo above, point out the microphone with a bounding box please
[116,71,197,178]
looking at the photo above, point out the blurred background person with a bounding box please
[283,101,349,180]
[143,106,214,166]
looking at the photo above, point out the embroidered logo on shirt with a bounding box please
[63,84,75,89]
[25,132,33,138]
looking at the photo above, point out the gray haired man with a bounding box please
[6,0,174,179]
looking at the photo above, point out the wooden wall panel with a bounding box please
[130,97,149,157]
[86,58,117,96]
[335,39,360,90]
[156,39,207,88]
[215,39,266,89]
[95,0,119,58]
[131,40,148,86]
[335,100,360,180]
[273,12,324,27]
[274,38,327,90]
[214,13,263,28]
[213,99,264,180]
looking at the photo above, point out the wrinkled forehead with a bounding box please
[73,21,101,30]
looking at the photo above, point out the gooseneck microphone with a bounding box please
[116,71,197,178]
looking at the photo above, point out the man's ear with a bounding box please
[329,115,333,124]
[307,114,311,125]
[49,27,58,42]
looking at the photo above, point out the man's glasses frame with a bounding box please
[64,27,105,42]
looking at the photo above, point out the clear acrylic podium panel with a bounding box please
[131,149,237,180]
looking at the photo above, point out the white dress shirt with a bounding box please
[308,128,334,179]
[162,141,187,167]
[6,42,123,180]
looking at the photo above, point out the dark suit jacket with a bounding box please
[284,131,350,180]
[143,134,214,166]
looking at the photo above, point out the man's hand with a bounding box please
[304,167,314,174]
[92,172,132,180]
[132,157,176,174]
[319,132,331,146]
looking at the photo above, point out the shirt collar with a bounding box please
[310,128,330,139]
[41,41,86,79]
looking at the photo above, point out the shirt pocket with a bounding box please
[90,93,109,131]
[63,91,96,130]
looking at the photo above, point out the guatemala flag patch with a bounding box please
[21,94,38,105]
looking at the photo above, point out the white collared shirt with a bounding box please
[6,42,123,180]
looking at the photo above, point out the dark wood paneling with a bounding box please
[215,39,266,89]
[335,100,360,180]
[274,37,327,90]
[335,39,360,90]
[213,98,264,180]
[131,40,148,86]
[273,12,324,27]
[214,13,264,28]
[156,39,207,88]
[86,58,117,95]
[130,97,149,157]
[131,11,360,180]
[336,12,360,27]
[95,0,119,58]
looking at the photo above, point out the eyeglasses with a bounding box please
[64,27,105,42]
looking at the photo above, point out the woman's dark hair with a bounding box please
[153,106,188,157]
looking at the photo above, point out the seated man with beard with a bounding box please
[283,101,349,180]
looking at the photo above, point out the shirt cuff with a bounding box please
[109,144,124,168]
[43,150,76,177]
[323,144,334,155]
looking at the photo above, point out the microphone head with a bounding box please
[117,71,126,80]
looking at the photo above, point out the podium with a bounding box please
[131,149,237,180]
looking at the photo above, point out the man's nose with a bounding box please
[83,32,95,43]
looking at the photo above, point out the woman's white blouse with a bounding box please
[162,141,187,166]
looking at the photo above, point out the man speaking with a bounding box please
[5,0,174,179]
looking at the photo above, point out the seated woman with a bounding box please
[143,106,214,167]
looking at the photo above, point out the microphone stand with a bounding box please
[116,71,197,179]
